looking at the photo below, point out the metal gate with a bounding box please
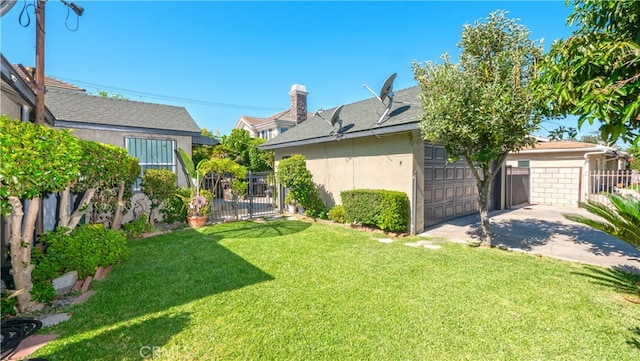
[203,171,278,221]
[506,166,530,208]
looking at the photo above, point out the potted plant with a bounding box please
[284,192,297,214]
[178,189,212,228]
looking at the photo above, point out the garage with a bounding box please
[423,144,484,227]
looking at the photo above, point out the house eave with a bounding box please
[55,119,203,138]
[260,122,419,150]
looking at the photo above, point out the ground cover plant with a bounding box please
[32,219,640,360]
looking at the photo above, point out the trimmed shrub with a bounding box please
[162,187,191,223]
[123,213,153,240]
[328,205,347,224]
[277,155,327,218]
[33,224,129,281]
[341,189,409,233]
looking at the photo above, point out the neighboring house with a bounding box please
[2,53,216,229]
[261,85,504,234]
[234,84,313,140]
[506,140,629,207]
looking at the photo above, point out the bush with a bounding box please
[141,169,177,224]
[34,224,129,281]
[1,293,16,317]
[123,213,153,240]
[341,189,409,233]
[31,281,56,304]
[328,205,347,223]
[162,187,191,223]
[277,155,327,218]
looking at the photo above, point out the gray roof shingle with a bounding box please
[45,89,201,133]
[261,86,422,149]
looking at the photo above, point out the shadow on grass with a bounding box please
[572,266,640,350]
[468,218,640,264]
[35,219,310,358]
[38,312,192,360]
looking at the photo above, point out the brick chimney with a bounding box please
[289,84,308,124]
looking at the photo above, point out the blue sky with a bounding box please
[1,1,595,139]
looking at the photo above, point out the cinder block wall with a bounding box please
[530,167,581,207]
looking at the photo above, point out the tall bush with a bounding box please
[0,116,81,312]
[141,169,177,225]
[276,155,327,218]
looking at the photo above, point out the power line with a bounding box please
[51,75,284,112]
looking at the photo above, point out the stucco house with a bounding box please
[234,84,313,140]
[261,84,504,234]
[2,54,215,231]
[506,139,630,207]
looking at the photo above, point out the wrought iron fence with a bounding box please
[203,171,279,221]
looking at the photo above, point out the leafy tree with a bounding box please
[535,0,640,145]
[95,89,127,100]
[218,129,272,172]
[198,157,248,219]
[564,194,640,250]
[628,144,640,170]
[57,141,131,231]
[141,169,177,225]
[579,130,604,144]
[412,11,543,247]
[548,126,578,141]
[0,116,82,312]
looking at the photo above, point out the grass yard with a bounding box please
[33,219,640,360]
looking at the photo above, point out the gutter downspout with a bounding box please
[21,105,31,122]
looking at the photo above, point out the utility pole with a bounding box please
[34,0,46,125]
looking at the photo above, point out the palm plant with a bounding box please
[564,194,640,250]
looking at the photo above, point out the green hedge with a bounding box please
[33,224,129,281]
[341,189,410,233]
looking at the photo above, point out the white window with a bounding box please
[125,137,177,190]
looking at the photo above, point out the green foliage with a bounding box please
[162,187,191,223]
[0,116,82,215]
[1,293,17,317]
[34,224,129,280]
[327,205,347,224]
[31,281,57,304]
[628,144,640,171]
[341,190,409,233]
[218,129,273,171]
[412,10,542,245]
[564,194,640,249]
[535,0,640,145]
[123,214,154,240]
[141,169,177,223]
[277,155,327,218]
[91,147,140,224]
[548,126,578,141]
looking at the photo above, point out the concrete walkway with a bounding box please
[419,204,640,274]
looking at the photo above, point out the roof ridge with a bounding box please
[47,88,189,110]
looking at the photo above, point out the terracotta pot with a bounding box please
[187,216,207,228]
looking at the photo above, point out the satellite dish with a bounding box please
[329,105,344,127]
[379,73,397,102]
[362,73,398,126]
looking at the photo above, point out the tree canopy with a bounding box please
[412,11,543,247]
[535,0,640,145]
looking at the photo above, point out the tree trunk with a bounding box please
[477,180,492,248]
[111,182,126,230]
[58,187,96,230]
[8,196,39,313]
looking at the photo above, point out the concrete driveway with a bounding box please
[419,204,640,275]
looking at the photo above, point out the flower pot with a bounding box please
[187,216,207,228]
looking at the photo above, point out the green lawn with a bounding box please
[34,219,640,360]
